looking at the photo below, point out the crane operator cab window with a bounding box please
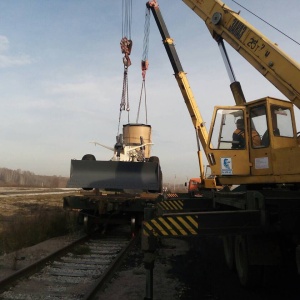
[240,104,293,149]
[210,105,294,150]
[271,105,293,137]
[210,109,246,150]
[210,108,263,150]
[260,105,293,147]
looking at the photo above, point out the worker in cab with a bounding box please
[232,118,245,149]
[232,119,262,149]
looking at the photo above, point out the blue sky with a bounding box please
[0,0,300,185]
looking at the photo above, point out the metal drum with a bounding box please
[123,123,152,158]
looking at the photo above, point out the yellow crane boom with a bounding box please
[183,0,300,109]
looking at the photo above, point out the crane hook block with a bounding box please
[120,37,133,55]
[120,37,133,68]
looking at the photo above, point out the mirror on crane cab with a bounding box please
[206,97,299,181]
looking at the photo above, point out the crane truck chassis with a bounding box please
[142,0,300,295]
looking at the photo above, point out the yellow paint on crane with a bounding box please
[151,219,169,236]
[158,200,183,210]
[142,215,198,237]
[167,217,188,235]
[177,216,197,235]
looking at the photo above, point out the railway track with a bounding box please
[0,225,136,300]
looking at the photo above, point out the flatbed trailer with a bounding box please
[63,190,159,233]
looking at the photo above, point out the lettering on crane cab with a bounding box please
[228,18,247,40]
[221,158,233,175]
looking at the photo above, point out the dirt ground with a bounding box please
[96,237,191,300]
[97,235,300,300]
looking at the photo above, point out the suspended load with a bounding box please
[66,0,162,193]
[67,124,162,192]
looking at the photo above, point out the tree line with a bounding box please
[0,167,68,188]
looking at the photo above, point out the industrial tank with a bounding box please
[123,123,152,158]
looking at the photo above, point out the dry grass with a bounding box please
[0,210,78,255]
[0,192,80,255]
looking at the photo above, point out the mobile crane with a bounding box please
[181,0,300,187]
[142,0,300,293]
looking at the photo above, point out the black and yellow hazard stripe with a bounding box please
[157,199,183,211]
[143,215,198,237]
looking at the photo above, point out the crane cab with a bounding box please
[206,97,300,185]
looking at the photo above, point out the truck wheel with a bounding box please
[235,235,262,287]
[223,235,235,271]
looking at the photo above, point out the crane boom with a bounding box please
[147,2,209,172]
[147,0,300,187]
[182,0,300,109]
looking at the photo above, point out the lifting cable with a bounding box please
[231,0,300,46]
[118,0,132,135]
[136,6,151,124]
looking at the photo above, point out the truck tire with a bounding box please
[223,235,235,271]
[234,235,262,287]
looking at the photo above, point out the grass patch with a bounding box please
[0,208,80,255]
